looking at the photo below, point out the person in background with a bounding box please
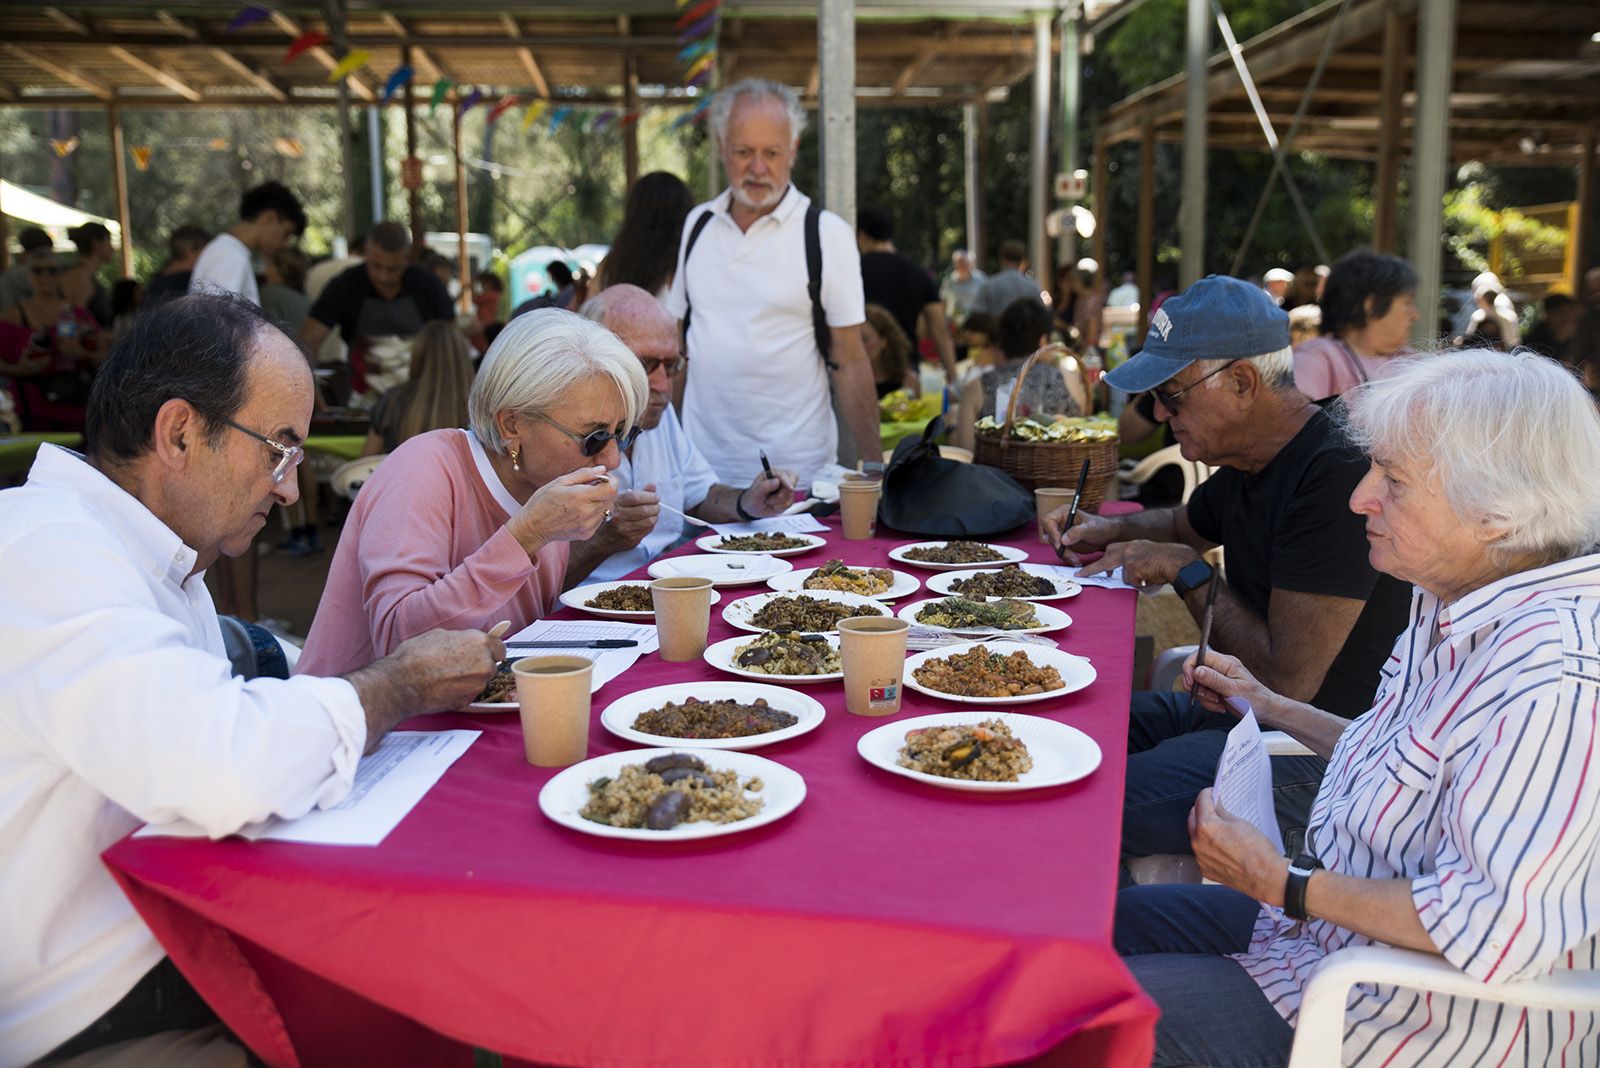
[60,223,115,328]
[939,248,986,330]
[1106,271,1139,309]
[599,171,695,300]
[422,251,455,297]
[1282,266,1321,310]
[0,227,53,310]
[0,246,102,432]
[474,271,503,326]
[1286,303,1321,348]
[856,206,958,385]
[975,297,1084,422]
[1068,258,1107,355]
[360,320,474,457]
[108,278,141,339]
[1291,250,1418,402]
[512,261,576,317]
[1261,267,1294,306]
[142,224,211,308]
[1522,291,1582,369]
[1461,269,1520,350]
[863,303,917,398]
[970,239,1043,322]
[260,248,310,336]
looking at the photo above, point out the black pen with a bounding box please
[759,450,776,482]
[1188,572,1222,713]
[1055,457,1093,562]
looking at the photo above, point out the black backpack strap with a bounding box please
[679,208,715,340]
[805,202,837,370]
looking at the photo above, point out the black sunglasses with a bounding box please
[1151,360,1239,413]
[536,412,641,456]
[638,353,688,376]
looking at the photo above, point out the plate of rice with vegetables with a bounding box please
[722,590,885,634]
[887,541,1029,570]
[898,596,1071,636]
[904,640,1096,704]
[856,712,1102,793]
[538,748,806,840]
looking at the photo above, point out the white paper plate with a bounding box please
[539,748,806,841]
[558,580,722,621]
[722,590,890,634]
[766,565,920,602]
[465,657,619,712]
[856,711,1102,793]
[897,596,1072,636]
[600,681,825,751]
[694,532,827,557]
[886,541,1030,571]
[902,639,1096,705]
[702,633,843,684]
[925,564,1082,602]
[648,553,795,587]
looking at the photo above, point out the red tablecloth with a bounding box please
[103,515,1156,1068]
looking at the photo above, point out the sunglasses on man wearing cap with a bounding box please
[535,412,642,456]
[1151,360,1240,413]
[638,353,689,376]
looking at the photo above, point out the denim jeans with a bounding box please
[1117,883,1295,1068]
[42,958,220,1061]
[1123,689,1325,858]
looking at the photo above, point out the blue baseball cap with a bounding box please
[1104,275,1292,394]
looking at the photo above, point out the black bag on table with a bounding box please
[878,416,1035,537]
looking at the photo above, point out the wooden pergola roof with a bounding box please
[1097,0,1600,166]
[0,1,1070,111]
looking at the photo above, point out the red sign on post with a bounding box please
[401,156,424,191]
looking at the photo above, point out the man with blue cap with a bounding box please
[1041,275,1409,866]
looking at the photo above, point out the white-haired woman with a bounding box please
[1116,349,1600,1067]
[298,309,648,677]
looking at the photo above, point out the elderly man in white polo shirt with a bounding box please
[664,78,883,490]
[568,284,796,585]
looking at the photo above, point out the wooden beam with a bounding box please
[1137,119,1156,338]
[267,9,374,101]
[153,10,200,39]
[1372,7,1408,253]
[892,26,957,96]
[805,64,821,98]
[1,45,112,100]
[207,48,288,102]
[381,13,443,82]
[515,48,550,98]
[108,44,202,102]
[43,7,91,36]
[108,104,133,276]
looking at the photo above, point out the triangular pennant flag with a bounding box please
[327,49,371,84]
[273,137,304,158]
[685,52,717,83]
[677,14,718,43]
[428,78,452,116]
[676,38,716,64]
[591,109,618,132]
[381,65,414,104]
[671,95,714,130]
[131,145,152,171]
[283,31,329,64]
[687,69,713,90]
[208,137,229,151]
[521,100,548,131]
[547,106,573,135]
[225,5,270,33]
[676,0,721,29]
[619,112,642,128]
[487,95,521,124]
[50,136,80,158]
[457,87,484,115]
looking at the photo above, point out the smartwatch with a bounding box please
[1171,558,1215,598]
[1283,854,1325,921]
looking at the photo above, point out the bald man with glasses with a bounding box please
[567,284,797,586]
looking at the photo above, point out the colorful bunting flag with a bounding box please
[283,31,329,64]
[488,95,521,124]
[676,0,721,28]
[49,136,79,158]
[130,145,152,171]
[547,106,573,135]
[381,65,414,104]
[676,38,716,64]
[457,87,484,115]
[686,52,717,83]
[327,49,371,84]
[208,137,229,151]
[225,5,270,33]
[677,14,718,42]
[428,78,452,116]
[521,100,548,130]
[619,112,642,128]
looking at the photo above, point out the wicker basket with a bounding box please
[972,345,1120,511]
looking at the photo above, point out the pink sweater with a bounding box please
[1293,337,1410,401]
[297,429,568,677]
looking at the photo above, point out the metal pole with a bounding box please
[367,104,383,225]
[817,0,856,224]
[1573,125,1595,299]
[402,46,422,245]
[1407,0,1457,344]
[975,99,990,270]
[1091,135,1109,278]
[107,104,133,277]
[1029,12,1051,283]
[1180,0,1208,287]
[1056,4,1082,267]
[452,94,471,313]
[336,81,356,244]
[623,51,640,193]
[1139,120,1156,337]
[963,101,981,267]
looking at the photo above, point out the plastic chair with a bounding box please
[1121,443,1218,505]
[1288,945,1600,1068]
[331,454,386,500]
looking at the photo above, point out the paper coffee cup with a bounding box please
[512,655,592,767]
[838,616,910,716]
[650,576,714,661]
[1035,487,1075,543]
[839,479,882,540]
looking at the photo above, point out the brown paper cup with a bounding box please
[1035,487,1075,543]
[650,576,714,661]
[512,655,592,767]
[839,479,882,540]
[838,616,910,716]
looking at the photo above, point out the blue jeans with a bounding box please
[1123,690,1325,858]
[1117,883,1295,1068]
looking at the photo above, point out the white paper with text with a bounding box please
[1212,710,1285,853]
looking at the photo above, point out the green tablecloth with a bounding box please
[302,435,368,463]
[880,415,940,452]
[0,433,82,478]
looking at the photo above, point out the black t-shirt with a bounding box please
[142,270,191,308]
[861,251,938,343]
[308,264,453,343]
[1185,407,1410,717]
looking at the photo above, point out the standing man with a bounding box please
[939,248,987,330]
[189,180,306,630]
[856,207,958,384]
[969,239,1043,324]
[665,78,882,489]
[142,225,212,307]
[300,221,454,398]
[1261,267,1294,306]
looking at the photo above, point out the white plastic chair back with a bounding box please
[331,454,386,500]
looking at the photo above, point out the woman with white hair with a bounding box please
[1116,349,1600,1067]
[298,309,648,676]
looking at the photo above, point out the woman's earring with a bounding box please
[509,445,521,472]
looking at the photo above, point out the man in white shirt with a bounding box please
[568,284,795,585]
[664,78,882,490]
[188,181,305,308]
[0,293,501,1065]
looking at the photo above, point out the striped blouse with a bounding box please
[1232,554,1600,1066]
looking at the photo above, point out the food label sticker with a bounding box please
[868,680,899,709]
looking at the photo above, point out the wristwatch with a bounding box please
[1283,854,1325,921]
[1171,558,1215,598]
